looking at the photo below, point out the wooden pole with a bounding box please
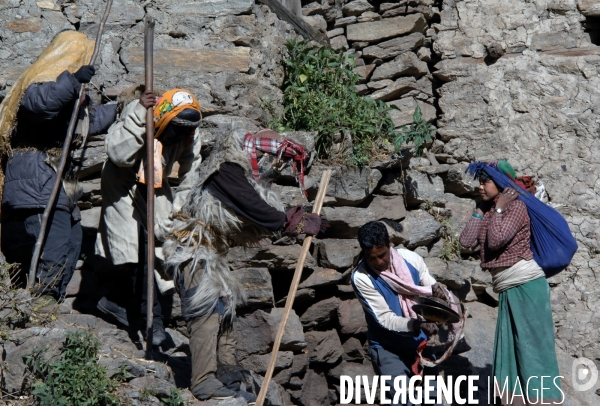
[255,169,332,406]
[28,0,113,289]
[144,16,156,351]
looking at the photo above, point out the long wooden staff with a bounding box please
[255,169,332,406]
[27,0,113,289]
[144,16,156,351]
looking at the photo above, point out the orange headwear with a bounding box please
[153,88,201,139]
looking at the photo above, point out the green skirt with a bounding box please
[493,277,562,403]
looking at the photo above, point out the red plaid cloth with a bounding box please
[243,133,309,196]
[459,200,533,269]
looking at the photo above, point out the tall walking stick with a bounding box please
[28,0,113,289]
[255,169,332,406]
[144,16,156,351]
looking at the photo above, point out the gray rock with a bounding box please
[129,376,176,398]
[299,370,330,406]
[241,370,292,406]
[371,52,429,81]
[376,172,405,195]
[388,98,436,128]
[317,239,362,270]
[300,297,340,329]
[347,14,427,43]
[158,0,253,18]
[302,2,330,16]
[305,330,344,364]
[441,163,480,196]
[369,77,419,101]
[327,28,344,38]
[342,337,366,362]
[579,0,600,16]
[417,46,431,62]
[443,193,475,237]
[353,63,375,83]
[302,14,327,32]
[321,194,406,238]
[334,16,357,28]
[236,309,306,360]
[342,0,374,17]
[398,210,442,248]
[227,245,316,271]
[404,170,446,207]
[233,268,274,307]
[270,185,309,207]
[330,35,349,50]
[276,288,316,306]
[99,358,146,380]
[357,11,382,23]
[239,351,294,374]
[471,265,492,294]
[328,359,375,380]
[78,142,106,178]
[362,33,425,60]
[308,166,382,206]
[337,299,368,335]
[299,267,344,289]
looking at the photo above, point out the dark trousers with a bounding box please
[369,346,443,406]
[104,223,162,323]
[2,208,81,299]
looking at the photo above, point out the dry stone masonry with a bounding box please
[1,0,599,405]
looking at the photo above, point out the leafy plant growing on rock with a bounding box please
[394,105,435,157]
[265,39,400,165]
[25,331,120,406]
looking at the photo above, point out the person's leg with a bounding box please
[369,346,415,406]
[179,261,235,400]
[1,212,35,288]
[58,216,82,300]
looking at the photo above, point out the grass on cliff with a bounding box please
[262,39,435,165]
[25,331,121,406]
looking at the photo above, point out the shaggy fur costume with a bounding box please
[162,129,285,321]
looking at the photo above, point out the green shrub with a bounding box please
[161,387,185,406]
[264,39,435,165]
[266,39,398,165]
[25,331,120,406]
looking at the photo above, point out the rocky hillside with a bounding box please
[1,0,599,405]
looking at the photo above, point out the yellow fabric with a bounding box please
[153,88,201,140]
[137,88,201,188]
[0,31,95,155]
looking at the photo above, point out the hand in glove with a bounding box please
[74,65,96,83]
[432,282,450,302]
[283,205,329,237]
[413,320,439,337]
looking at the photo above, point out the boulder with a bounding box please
[371,52,429,81]
[369,77,419,101]
[241,370,293,406]
[233,268,274,307]
[376,172,405,195]
[307,166,382,206]
[398,210,442,248]
[404,170,446,207]
[342,0,374,16]
[317,239,362,270]
[362,32,425,60]
[239,351,294,374]
[299,267,344,289]
[337,299,368,335]
[353,64,376,83]
[227,245,316,271]
[299,370,331,406]
[347,14,427,43]
[441,163,480,197]
[342,337,366,362]
[305,330,344,364]
[300,297,340,329]
[443,193,475,237]
[236,309,306,359]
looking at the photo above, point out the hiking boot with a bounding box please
[97,297,129,326]
[31,295,70,314]
[142,317,167,346]
[191,376,236,401]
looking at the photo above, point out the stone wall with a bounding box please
[1,0,599,404]
[431,0,600,368]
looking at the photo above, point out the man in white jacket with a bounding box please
[95,87,202,346]
[351,221,447,405]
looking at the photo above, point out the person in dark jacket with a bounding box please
[0,31,117,313]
